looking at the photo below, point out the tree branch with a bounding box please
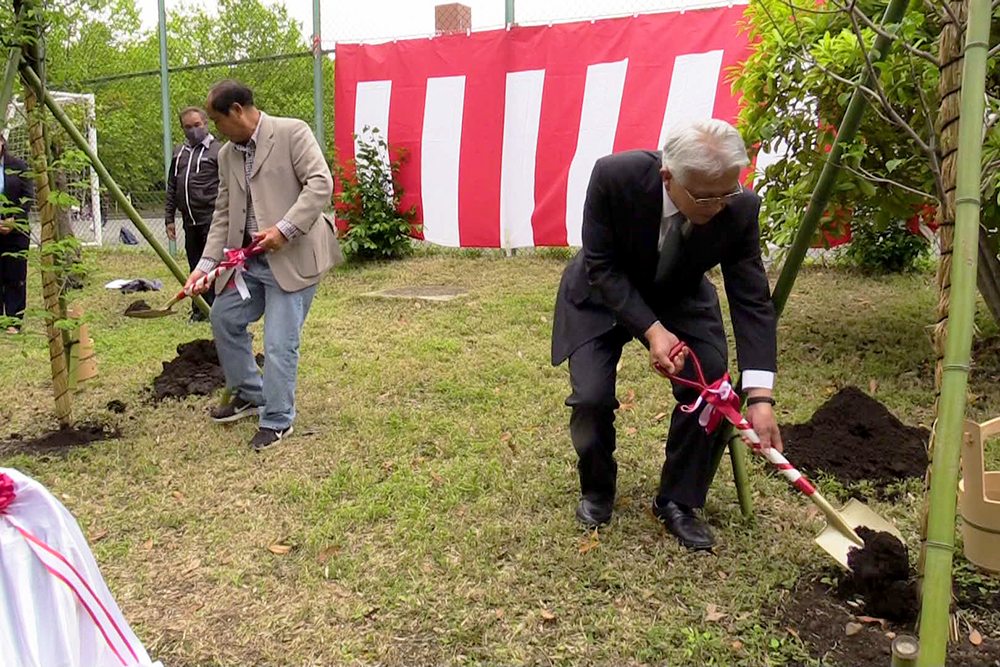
[772,0,845,15]
[844,161,941,202]
[907,52,947,202]
[833,0,941,67]
[845,5,937,155]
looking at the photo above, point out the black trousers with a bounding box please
[184,224,215,310]
[566,287,728,509]
[0,232,28,327]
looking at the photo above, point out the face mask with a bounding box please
[184,126,208,145]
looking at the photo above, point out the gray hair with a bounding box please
[660,119,750,183]
[178,106,207,125]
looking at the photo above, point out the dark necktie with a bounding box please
[655,212,687,283]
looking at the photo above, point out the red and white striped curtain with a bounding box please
[334,6,751,248]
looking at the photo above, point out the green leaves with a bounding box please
[335,128,419,261]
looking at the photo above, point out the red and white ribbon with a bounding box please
[660,345,817,498]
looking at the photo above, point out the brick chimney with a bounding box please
[435,3,472,34]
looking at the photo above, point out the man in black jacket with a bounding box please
[165,106,221,321]
[0,134,34,334]
[551,119,782,550]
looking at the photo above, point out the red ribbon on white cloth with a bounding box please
[0,470,160,667]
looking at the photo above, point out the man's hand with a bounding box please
[166,222,177,241]
[253,226,287,252]
[645,321,688,376]
[746,400,783,453]
[184,269,210,296]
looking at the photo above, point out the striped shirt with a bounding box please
[196,113,300,274]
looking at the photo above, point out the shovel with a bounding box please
[125,241,264,319]
[657,344,900,570]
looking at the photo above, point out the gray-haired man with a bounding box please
[166,106,221,321]
[551,119,781,549]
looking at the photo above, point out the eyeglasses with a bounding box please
[680,182,744,207]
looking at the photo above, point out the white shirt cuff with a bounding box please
[741,370,775,390]
[196,257,219,274]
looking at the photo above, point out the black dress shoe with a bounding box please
[576,496,613,527]
[652,499,715,550]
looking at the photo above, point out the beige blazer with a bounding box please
[203,112,343,294]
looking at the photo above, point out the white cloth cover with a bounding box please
[0,468,161,667]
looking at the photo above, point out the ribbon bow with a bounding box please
[679,372,743,434]
[660,344,755,438]
[0,472,15,513]
[221,242,261,301]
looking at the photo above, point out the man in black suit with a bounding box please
[0,134,34,334]
[551,119,782,550]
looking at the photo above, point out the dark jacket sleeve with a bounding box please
[165,151,178,227]
[581,158,658,338]
[721,194,778,373]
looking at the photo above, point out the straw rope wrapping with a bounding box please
[24,82,72,426]
[920,0,968,575]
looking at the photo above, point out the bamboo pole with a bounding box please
[917,0,990,663]
[21,65,210,315]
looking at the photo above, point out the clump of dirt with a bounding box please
[0,423,118,456]
[841,527,918,622]
[106,400,127,414]
[152,339,263,401]
[780,387,929,489]
[124,299,152,315]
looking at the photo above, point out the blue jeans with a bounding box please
[210,256,317,431]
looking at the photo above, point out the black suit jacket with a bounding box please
[551,149,777,374]
[0,153,34,250]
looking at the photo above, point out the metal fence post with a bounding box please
[157,0,174,256]
[505,0,515,24]
[312,0,325,152]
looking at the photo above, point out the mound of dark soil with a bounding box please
[124,300,151,315]
[782,576,1000,667]
[152,339,262,401]
[841,527,918,622]
[780,387,929,489]
[1,423,118,456]
[106,400,127,414]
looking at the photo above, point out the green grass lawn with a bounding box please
[1,248,998,666]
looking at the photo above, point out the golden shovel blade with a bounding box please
[814,498,902,570]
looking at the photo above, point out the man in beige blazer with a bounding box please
[184,79,343,451]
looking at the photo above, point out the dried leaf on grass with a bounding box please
[869,378,878,394]
[625,427,638,437]
[268,540,293,556]
[181,558,202,575]
[653,412,668,422]
[172,491,185,503]
[141,538,154,551]
[579,530,600,554]
[317,546,341,564]
[429,471,445,486]
[704,603,726,623]
[540,609,557,623]
[90,529,109,542]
